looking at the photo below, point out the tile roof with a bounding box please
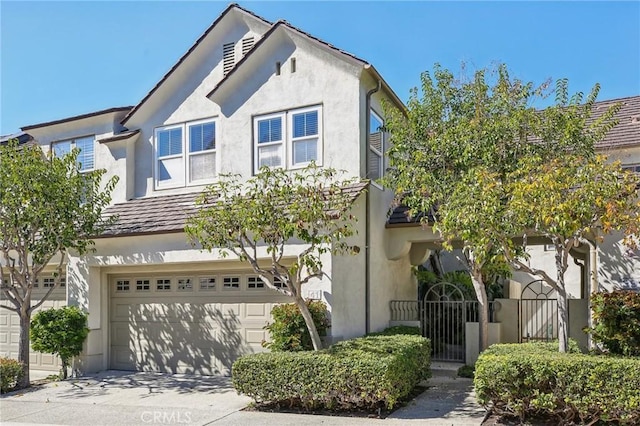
[0,131,33,146]
[100,181,368,238]
[97,129,141,144]
[21,107,133,131]
[593,95,640,149]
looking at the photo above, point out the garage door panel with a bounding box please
[0,287,65,371]
[109,273,291,375]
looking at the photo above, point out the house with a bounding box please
[0,4,421,375]
[1,3,637,373]
[386,95,640,362]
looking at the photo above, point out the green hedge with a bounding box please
[233,334,430,410]
[0,357,23,393]
[367,325,421,336]
[589,290,640,356]
[475,343,640,424]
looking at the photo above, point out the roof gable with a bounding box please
[120,3,272,127]
[207,19,405,111]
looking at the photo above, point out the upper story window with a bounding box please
[253,106,322,174]
[155,118,217,189]
[368,110,385,183]
[52,135,95,172]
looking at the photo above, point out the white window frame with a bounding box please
[177,278,193,292]
[199,276,217,291]
[247,275,266,291]
[187,118,217,185]
[288,106,322,170]
[222,276,241,291]
[253,112,285,174]
[154,118,218,190]
[622,164,640,174]
[253,106,323,174]
[369,109,385,188]
[51,135,95,172]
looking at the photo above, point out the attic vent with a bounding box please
[223,42,235,75]
[241,37,255,56]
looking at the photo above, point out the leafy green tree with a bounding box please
[506,154,640,352]
[186,164,362,351]
[0,140,117,388]
[30,306,89,379]
[383,64,549,350]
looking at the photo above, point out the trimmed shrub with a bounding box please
[475,343,640,424]
[589,290,640,357]
[31,306,89,379]
[233,334,431,410]
[367,325,421,336]
[482,339,582,356]
[0,357,24,393]
[263,300,330,351]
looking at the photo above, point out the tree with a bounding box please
[383,64,549,350]
[506,153,640,352]
[30,306,89,379]
[185,164,363,350]
[0,140,117,388]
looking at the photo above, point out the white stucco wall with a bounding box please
[131,24,363,199]
[368,188,416,333]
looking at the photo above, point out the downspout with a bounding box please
[579,238,598,349]
[364,79,381,334]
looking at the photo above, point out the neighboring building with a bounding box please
[1,4,637,372]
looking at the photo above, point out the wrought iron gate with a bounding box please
[421,282,466,362]
[520,280,558,342]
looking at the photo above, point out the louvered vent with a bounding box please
[241,37,254,56]
[223,42,235,75]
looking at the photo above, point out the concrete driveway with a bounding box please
[0,370,250,426]
[0,368,485,425]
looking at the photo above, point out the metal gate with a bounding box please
[520,280,558,342]
[421,282,466,362]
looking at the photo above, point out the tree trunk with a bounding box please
[61,359,68,380]
[556,284,569,353]
[555,248,569,353]
[470,271,489,351]
[296,297,323,351]
[18,312,31,388]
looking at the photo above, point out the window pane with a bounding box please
[158,157,184,184]
[258,144,282,168]
[293,111,318,138]
[258,118,282,143]
[369,150,381,180]
[75,136,94,171]
[370,112,383,134]
[190,152,216,181]
[293,139,317,164]
[189,122,215,152]
[52,141,71,158]
[158,127,182,157]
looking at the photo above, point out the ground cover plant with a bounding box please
[474,342,640,425]
[233,334,430,413]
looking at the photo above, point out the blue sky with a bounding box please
[1,1,639,135]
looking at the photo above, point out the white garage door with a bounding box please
[110,271,290,375]
[0,277,66,371]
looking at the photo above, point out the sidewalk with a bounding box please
[0,367,487,425]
